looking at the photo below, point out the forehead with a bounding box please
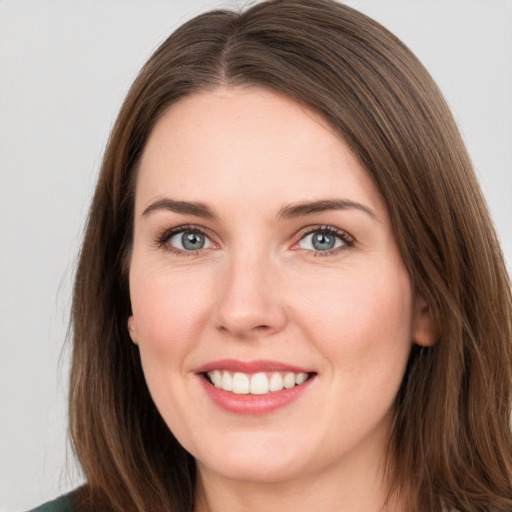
[136,86,384,216]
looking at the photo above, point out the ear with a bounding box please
[412,295,437,347]
[127,315,138,344]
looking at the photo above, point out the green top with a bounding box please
[27,492,76,512]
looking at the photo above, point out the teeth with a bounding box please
[221,371,233,391]
[232,372,250,394]
[295,372,308,385]
[250,372,269,395]
[206,370,310,394]
[212,370,222,388]
[283,372,296,389]
[269,372,283,392]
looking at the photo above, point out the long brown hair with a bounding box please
[69,1,512,510]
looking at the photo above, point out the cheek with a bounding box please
[293,259,413,371]
[130,263,214,352]
[128,264,215,427]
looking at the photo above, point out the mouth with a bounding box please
[196,360,316,414]
[203,370,313,395]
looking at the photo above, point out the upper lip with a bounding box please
[195,359,313,374]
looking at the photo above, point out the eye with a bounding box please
[297,227,352,253]
[161,227,215,253]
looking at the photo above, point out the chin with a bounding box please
[192,431,309,484]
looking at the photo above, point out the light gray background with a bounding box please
[1,1,511,510]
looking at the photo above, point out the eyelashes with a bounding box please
[155,224,354,257]
[293,226,354,257]
[155,224,214,257]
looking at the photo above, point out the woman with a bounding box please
[30,0,512,510]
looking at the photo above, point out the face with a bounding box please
[128,86,431,488]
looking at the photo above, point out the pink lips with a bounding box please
[196,359,311,374]
[196,359,315,415]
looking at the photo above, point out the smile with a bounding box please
[197,359,316,414]
[206,370,311,395]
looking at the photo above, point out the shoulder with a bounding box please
[27,488,81,512]
[27,495,73,512]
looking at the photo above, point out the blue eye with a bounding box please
[298,228,349,252]
[167,229,214,252]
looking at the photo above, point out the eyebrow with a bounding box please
[142,199,215,218]
[277,199,376,220]
[141,197,376,221]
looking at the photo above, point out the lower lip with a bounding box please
[199,375,315,415]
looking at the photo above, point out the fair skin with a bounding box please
[128,86,434,512]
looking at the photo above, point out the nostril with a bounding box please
[217,323,275,339]
[254,324,271,330]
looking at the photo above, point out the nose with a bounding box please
[213,251,288,339]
